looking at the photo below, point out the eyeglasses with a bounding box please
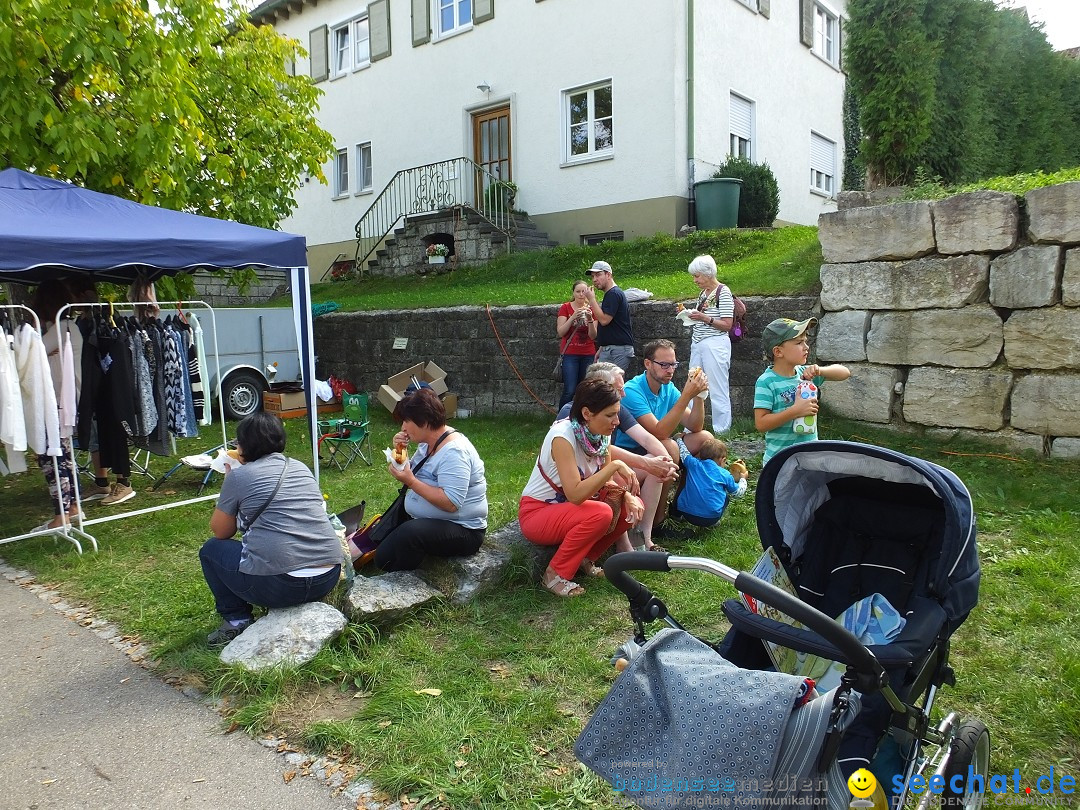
[648,360,680,370]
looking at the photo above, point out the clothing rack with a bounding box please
[50,300,227,536]
[0,304,93,554]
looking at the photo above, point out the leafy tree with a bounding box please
[845,0,937,188]
[841,84,864,191]
[0,0,332,230]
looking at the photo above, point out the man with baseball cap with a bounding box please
[754,317,850,464]
[584,260,635,374]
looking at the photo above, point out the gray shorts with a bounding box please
[597,345,635,375]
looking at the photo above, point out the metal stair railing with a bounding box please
[352,157,515,277]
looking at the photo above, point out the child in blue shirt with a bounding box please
[669,437,748,527]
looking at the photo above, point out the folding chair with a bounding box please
[318,392,373,470]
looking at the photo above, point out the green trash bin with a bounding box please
[694,178,743,230]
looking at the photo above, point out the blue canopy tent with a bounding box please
[0,167,323,482]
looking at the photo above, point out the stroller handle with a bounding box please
[604,552,889,688]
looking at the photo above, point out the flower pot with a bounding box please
[428,256,446,264]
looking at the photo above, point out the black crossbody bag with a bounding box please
[366,430,453,546]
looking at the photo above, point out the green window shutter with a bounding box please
[799,0,813,47]
[759,0,770,19]
[309,25,328,82]
[475,0,494,23]
[369,0,392,61]
[412,0,430,46]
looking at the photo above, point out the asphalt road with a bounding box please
[0,572,352,810]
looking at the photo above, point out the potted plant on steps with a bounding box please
[426,243,450,264]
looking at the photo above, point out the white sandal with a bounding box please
[542,569,585,597]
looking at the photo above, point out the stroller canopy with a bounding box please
[756,441,979,632]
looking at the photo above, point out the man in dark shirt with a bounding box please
[585,260,635,374]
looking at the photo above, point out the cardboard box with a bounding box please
[264,391,342,419]
[264,391,307,412]
[442,393,458,418]
[377,361,449,413]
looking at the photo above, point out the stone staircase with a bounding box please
[365,211,557,278]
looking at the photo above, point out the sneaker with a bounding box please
[207,619,253,647]
[80,483,112,502]
[100,482,136,506]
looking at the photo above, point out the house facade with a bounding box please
[252,0,847,275]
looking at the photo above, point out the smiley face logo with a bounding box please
[847,768,878,799]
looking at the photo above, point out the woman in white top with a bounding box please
[683,254,735,433]
[518,378,646,597]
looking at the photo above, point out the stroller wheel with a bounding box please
[942,719,990,808]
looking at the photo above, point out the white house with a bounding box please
[251,0,847,275]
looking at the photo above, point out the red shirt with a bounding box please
[558,301,597,356]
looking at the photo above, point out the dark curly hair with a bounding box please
[235,412,287,461]
[394,387,447,429]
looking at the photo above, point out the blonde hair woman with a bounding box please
[555,280,597,407]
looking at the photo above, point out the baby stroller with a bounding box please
[576,440,988,809]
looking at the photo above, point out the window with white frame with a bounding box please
[356,142,372,193]
[437,0,472,37]
[331,15,370,77]
[813,3,839,66]
[334,148,349,197]
[565,81,614,162]
[729,93,753,159]
[810,132,836,196]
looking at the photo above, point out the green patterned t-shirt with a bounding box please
[754,365,824,464]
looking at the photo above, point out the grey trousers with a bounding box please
[596,345,635,375]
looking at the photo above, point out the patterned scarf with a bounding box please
[571,418,609,459]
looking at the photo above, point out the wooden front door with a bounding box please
[472,106,512,183]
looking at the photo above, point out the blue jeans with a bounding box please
[198,538,340,622]
[559,353,591,408]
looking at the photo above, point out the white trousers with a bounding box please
[689,333,732,434]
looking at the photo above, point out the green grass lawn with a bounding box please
[1,411,1077,808]
[288,226,823,313]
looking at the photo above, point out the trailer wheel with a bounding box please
[942,719,990,808]
[222,370,266,420]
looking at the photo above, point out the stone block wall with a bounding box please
[313,296,816,420]
[191,270,288,306]
[817,182,1080,458]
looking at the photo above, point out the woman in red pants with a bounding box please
[518,378,646,597]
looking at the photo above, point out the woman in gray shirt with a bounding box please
[375,388,487,571]
[199,412,342,646]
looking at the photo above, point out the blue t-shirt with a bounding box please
[405,435,488,529]
[614,373,681,451]
[754,365,825,464]
[597,285,634,347]
[675,442,742,521]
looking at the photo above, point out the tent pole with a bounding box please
[291,267,321,485]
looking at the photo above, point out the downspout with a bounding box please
[686,0,696,227]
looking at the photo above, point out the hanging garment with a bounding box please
[54,320,83,439]
[0,323,28,474]
[129,324,158,440]
[14,323,61,456]
[162,323,186,436]
[189,312,212,426]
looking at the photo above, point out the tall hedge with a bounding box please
[711,157,779,228]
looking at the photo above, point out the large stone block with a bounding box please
[932,191,1020,255]
[1027,182,1080,244]
[820,255,989,311]
[1011,374,1080,437]
[820,363,899,423]
[903,367,1012,429]
[1064,249,1080,307]
[817,310,870,361]
[866,306,1003,368]
[989,245,1062,308]
[1003,307,1080,370]
[818,202,935,263]
[345,571,442,623]
[924,427,1047,457]
[1051,438,1080,459]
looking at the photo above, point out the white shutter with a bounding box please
[309,25,328,83]
[729,94,752,141]
[810,132,836,175]
[369,0,391,61]
[412,0,430,46]
[475,0,494,24]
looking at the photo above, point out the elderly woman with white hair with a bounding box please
[683,254,735,433]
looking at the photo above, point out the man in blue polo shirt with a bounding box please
[616,339,711,533]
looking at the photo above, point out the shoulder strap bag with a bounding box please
[239,458,289,535]
[366,429,454,547]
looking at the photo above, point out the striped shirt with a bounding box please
[690,284,735,343]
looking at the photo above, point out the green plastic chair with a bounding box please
[318,392,373,470]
